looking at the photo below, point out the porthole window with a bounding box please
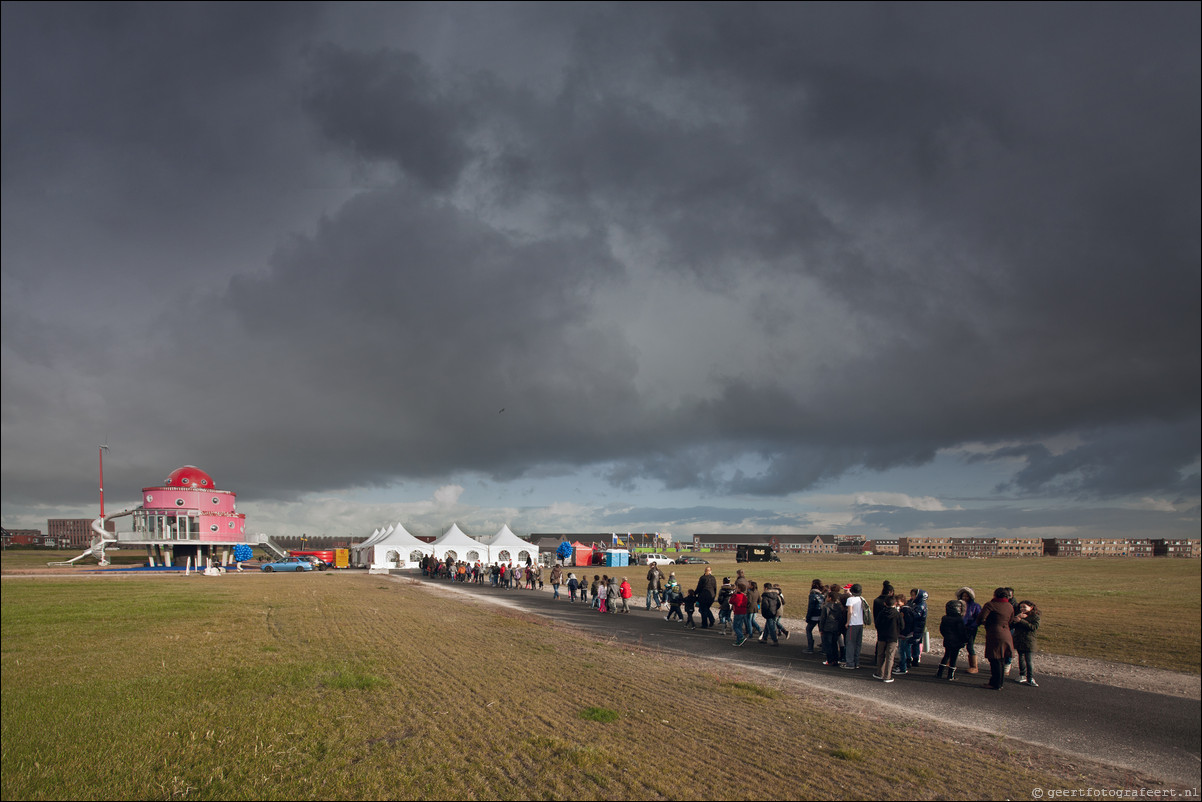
[228,521,235,529]
[200,479,209,486]
[175,498,184,506]
[181,478,190,485]
[146,495,153,503]
[210,524,219,532]
[212,497,220,505]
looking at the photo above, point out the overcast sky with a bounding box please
[3,2,1198,544]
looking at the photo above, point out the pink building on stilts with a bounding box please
[56,464,252,568]
[130,465,248,567]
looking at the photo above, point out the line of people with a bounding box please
[812,580,1040,688]
[639,563,791,644]
[428,557,1043,689]
[419,555,545,590]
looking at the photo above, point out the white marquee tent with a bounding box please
[351,525,389,567]
[428,524,489,564]
[478,524,538,565]
[367,522,431,569]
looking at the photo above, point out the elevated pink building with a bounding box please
[123,465,248,566]
[134,465,246,542]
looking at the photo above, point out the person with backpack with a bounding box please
[606,575,621,613]
[665,581,685,622]
[773,584,790,640]
[759,582,783,645]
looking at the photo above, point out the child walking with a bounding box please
[936,599,969,680]
[666,583,684,621]
[1013,600,1041,686]
[683,589,698,629]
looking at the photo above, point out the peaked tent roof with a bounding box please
[351,527,384,565]
[371,522,419,547]
[368,522,431,567]
[352,525,392,564]
[429,524,489,562]
[479,525,538,563]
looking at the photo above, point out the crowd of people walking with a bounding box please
[419,555,1041,689]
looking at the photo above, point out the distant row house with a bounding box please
[995,537,1044,558]
[1154,539,1196,557]
[692,533,870,554]
[892,536,1197,558]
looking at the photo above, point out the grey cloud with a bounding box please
[981,420,1202,499]
[2,3,1198,523]
[303,45,474,190]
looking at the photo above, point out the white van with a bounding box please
[639,553,676,566]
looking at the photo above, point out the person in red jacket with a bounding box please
[731,581,752,646]
[616,577,633,613]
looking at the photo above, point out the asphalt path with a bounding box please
[407,572,1201,788]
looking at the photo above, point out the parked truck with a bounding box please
[736,544,780,563]
[288,548,349,569]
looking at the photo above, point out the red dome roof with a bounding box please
[163,465,215,489]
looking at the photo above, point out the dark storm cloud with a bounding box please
[302,45,474,190]
[981,419,1201,499]
[2,3,1198,518]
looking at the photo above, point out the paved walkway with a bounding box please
[407,572,1202,787]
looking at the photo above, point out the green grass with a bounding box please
[579,706,620,723]
[0,572,1174,800]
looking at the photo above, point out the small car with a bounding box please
[673,556,710,565]
[259,557,314,573]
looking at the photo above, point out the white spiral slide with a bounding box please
[47,511,130,567]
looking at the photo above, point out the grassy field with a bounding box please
[0,571,1168,801]
[4,549,1200,672]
